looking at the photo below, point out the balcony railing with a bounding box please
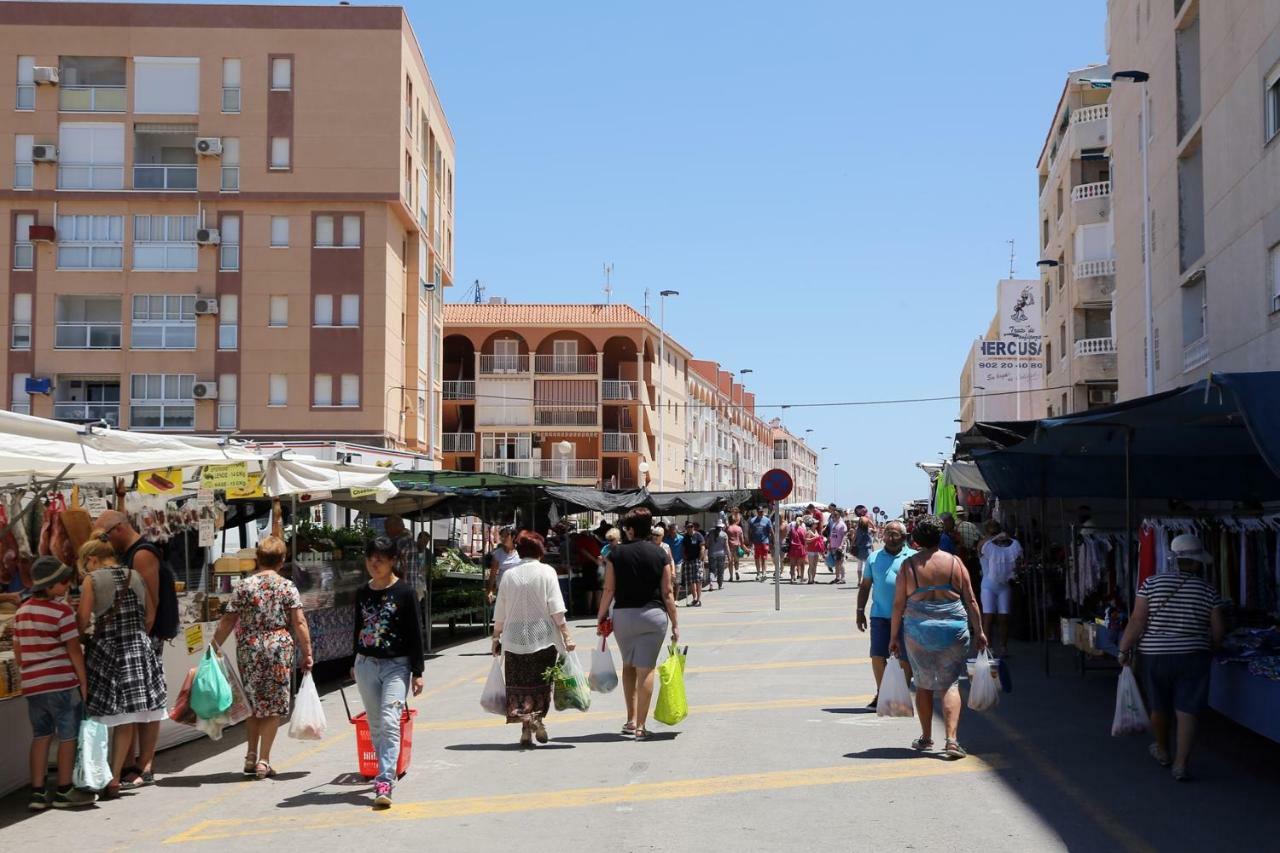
[480,459,534,478]
[478,354,530,375]
[442,432,475,453]
[538,459,599,482]
[1073,337,1116,358]
[53,402,119,425]
[1183,336,1210,372]
[602,380,638,401]
[1071,180,1111,201]
[1074,258,1116,278]
[603,432,638,453]
[443,380,475,400]
[57,163,125,190]
[533,406,598,427]
[54,323,122,349]
[134,164,197,191]
[534,354,598,375]
[59,85,126,113]
[1071,104,1110,126]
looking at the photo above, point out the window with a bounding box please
[13,214,33,270]
[59,56,126,112]
[1046,342,1053,372]
[55,296,121,349]
[340,374,359,407]
[1059,323,1066,357]
[217,375,237,430]
[342,215,360,247]
[1041,218,1049,249]
[270,216,289,247]
[404,76,413,130]
[221,137,239,192]
[271,58,292,91]
[133,215,197,271]
[313,295,333,326]
[218,294,238,350]
[268,374,287,406]
[1268,65,1280,142]
[14,135,33,190]
[269,296,288,327]
[493,338,520,372]
[57,122,125,189]
[11,294,31,349]
[315,216,334,247]
[11,374,31,415]
[313,374,332,407]
[222,59,241,113]
[1044,279,1052,311]
[1182,273,1207,346]
[1270,243,1280,314]
[130,373,194,429]
[1178,146,1205,272]
[133,57,199,114]
[269,137,290,170]
[16,56,34,110]
[340,294,359,326]
[219,215,240,271]
[56,214,123,270]
[131,294,196,349]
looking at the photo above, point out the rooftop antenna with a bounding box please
[602,263,614,305]
[643,287,650,319]
[1007,239,1016,278]
[471,279,485,304]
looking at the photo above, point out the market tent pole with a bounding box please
[1124,427,1135,597]
[1039,457,1050,677]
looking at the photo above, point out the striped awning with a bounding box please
[134,123,198,134]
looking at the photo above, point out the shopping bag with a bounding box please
[876,656,914,718]
[480,656,507,716]
[190,645,232,720]
[72,719,111,791]
[1111,666,1149,736]
[218,647,252,727]
[550,651,591,712]
[288,673,328,740]
[589,636,619,693]
[168,667,198,725]
[967,650,1000,712]
[653,643,688,726]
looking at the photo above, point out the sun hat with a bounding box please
[29,556,73,591]
[1170,533,1213,565]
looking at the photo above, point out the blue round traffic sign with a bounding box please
[760,468,793,502]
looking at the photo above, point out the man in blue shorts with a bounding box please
[856,520,915,709]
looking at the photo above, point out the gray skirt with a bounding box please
[612,606,669,668]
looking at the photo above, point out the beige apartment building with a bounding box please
[1107,1,1280,397]
[769,420,819,506]
[441,302,692,490]
[1035,65,1120,416]
[686,359,773,493]
[1,2,453,453]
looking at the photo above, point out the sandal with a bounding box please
[943,739,968,760]
[533,720,549,744]
[1171,766,1190,782]
[911,737,934,752]
[99,783,122,801]
[1148,743,1172,767]
[634,727,650,741]
[621,722,637,736]
[119,766,144,790]
[254,761,276,780]
[243,752,258,776]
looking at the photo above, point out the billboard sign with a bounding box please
[972,279,1044,421]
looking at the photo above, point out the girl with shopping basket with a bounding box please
[351,536,424,809]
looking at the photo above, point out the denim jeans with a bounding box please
[354,654,410,787]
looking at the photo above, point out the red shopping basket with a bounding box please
[340,687,418,780]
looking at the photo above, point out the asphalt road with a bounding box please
[3,566,1278,852]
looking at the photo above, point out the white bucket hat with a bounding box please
[1170,533,1212,565]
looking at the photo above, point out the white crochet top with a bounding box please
[492,559,566,654]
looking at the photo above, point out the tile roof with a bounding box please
[444,303,652,327]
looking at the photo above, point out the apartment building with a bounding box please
[686,359,773,493]
[957,279,1046,429]
[441,302,692,490]
[769,420,819,506]
[1035,65,1120,416]
[1107,1,1280,397]
[1,2,453,453]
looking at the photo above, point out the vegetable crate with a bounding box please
[340,687,417,780]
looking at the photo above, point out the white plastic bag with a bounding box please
[967,650,1000,711]
[876,656,915,718]
[288,673,327,740]
[589,636,619,693]
[73,719,111,791]
[553,650,591,712]
[480,656,507,716]
[1111,666,1149,736]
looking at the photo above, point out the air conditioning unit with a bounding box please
[31,145,57,163]
[191,381,218,400]
[195,228,220,246]
[32,66,59,85]
[28,225,56,243]
[1088,388,1116,406]
[195,138,222,156]
[193,297,219,315]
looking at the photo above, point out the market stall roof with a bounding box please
[542,486,763,515]
[943,460,989,493]
[972,372,1280,501]
[264,452,399,503]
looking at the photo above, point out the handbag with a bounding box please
[653,643,688,726]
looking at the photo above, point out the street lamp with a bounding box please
[1112,69,1154,396]
[657,289,679,490]
[739,368,753,376]
[972,385,987,422]
[833,462,840,505]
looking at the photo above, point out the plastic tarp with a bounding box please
[263,453,398,502]
[943,460,989,493]
[972,372,1280,501]
[541,487,762,515]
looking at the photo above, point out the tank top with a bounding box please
[609,540,666,609]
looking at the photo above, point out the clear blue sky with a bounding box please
[414,0,1108,511]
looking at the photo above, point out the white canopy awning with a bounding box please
[264,452,398,504]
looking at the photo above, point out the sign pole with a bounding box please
[772,501,781,611]
[759,468,793,614]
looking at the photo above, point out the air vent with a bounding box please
[193,297,219,315]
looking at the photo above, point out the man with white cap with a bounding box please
[705,520,730,591]
[1117,533,1226,782]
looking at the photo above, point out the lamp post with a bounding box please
[833,462,840,506]
[656,289,679,490]
[972,385,987,422]
[1112,70,1154,396]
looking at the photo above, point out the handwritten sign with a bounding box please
[200,463,249,491]
[138,467,182,496]
[225,472,264,500]
[349,486,379,499]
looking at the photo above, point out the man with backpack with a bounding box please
[96,509,179,788]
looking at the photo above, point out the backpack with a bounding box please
[126,540,180,641]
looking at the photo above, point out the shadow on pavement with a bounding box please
[843,747,944,761]
[549,733,631,744]
[444,742,575,752]
[822,707,875,715]
[277,789,373,809]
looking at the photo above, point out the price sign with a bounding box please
[201,462,249,491]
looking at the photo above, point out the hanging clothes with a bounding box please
[1137,524,1156,590]
[934,469,957,517]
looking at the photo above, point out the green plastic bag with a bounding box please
[190,645,233,720]
[653,642,688,726]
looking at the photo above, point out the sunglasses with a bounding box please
[96,522,123,542]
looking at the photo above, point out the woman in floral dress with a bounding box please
[213,536,313,779]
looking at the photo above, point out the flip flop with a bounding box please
[943,739,967,760]
[1149,743,1172,767]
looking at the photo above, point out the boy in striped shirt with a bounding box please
[13,557,95,810]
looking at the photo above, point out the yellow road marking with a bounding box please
[667,615,853,629]
[687,657,869,674]
[166,755,1003,843]
[717,632,857,646]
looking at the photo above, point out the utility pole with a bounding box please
[1007,239,1016,278]
[602,263,614,305]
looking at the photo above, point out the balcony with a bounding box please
[1073,276,1114,307]
[58,163,125,190]
[537,459,599,483]
[134,127,197,191]
[442,432,475,453]
[1183,337,1210,372]
[443,380,475,401]
[1074,258,1116,279]
[534,354,598,375]
[602,380,638,401]
[1073,337,1116,358]
[480,458,534,478]
[533,406,598,427]
[603,432,638,453]
[478,354,530,375]
[55,323,122,349]
[1071,180,1112,226]
[58,58,126,113]
[133,164,197,191]
[1069,103,1110,157]
[53,402,119,425]
[59,85,126,113]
